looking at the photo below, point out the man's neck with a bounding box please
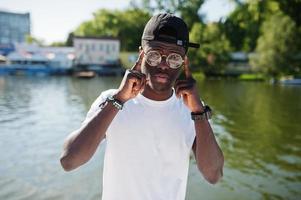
[141,85,173,101]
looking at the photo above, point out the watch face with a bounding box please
[107,96,123,110]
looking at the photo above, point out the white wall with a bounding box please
[73,38,120,65]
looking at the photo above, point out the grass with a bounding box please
[238,73,267,81]
[192,72,205,80]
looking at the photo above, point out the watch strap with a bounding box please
[191,105,212,121]
[99,96,124,110]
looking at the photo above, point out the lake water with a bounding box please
[0,76,300,200]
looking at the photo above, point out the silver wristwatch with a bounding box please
[107,96,123,110]
[99,96,124,110]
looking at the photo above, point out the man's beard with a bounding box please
[149,78,171,92]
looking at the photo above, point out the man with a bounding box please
[60,13,224,200]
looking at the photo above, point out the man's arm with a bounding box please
[192,120,224,184]
[60,103,119,171]
[60,51,146,172]
[175,57,224,184]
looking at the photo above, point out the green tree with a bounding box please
[178,0,204,29]
[25,35,45,46]
[274,0,301,27]
[92,9,121,37]
[274,0,301,52]
[250,12,298,77]
[66,32,74,47]
[139,0,204,29]
[50,41,66,47]
[189,22,231,74]
[75,21,96,36]
[74,9,120,37]
[223,0,279,52]
[74,9,150,51]
[117,9,151,51]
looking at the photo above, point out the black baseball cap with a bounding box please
[141,13,200,52]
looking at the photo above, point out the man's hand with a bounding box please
[115,51,146,103]
[175,57,203,112]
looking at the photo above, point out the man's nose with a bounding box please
[157,57,169,70]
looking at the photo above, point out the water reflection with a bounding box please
[69,77,121,110]
[196,80,301,199]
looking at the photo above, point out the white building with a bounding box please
[228,52,251,70]
[73,36,120,66]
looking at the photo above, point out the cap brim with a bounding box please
[188,43,200,48]
[155,37,200,49]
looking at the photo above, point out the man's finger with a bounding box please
[176,87,189,98]
[128,70,144,80]
[175,79,196,85]
[131,51,144,71]
[132,78,144,93]
[183,56,192,79]
[175,82,194,93]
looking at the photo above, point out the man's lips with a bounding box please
[153,73,170,83]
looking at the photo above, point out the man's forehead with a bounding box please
[143,41,185,55]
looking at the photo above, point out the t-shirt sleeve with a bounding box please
[185,100,207,148]
[81,89,118,125]
[185,119,196,149]
[179,101,196,149]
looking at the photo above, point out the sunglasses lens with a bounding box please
[146,51,161,66]
[167,53,183,69]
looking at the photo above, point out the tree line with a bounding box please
[59,0,301,78]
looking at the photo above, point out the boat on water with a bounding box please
[72,63,125,78]
[0,44,74,76]
[0,43,126,77]
[74,71,96,79]
[280,78,301,85]
[0,63,50,76]
[0,63,72,76]
[279,75,301,85]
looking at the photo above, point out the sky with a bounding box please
[0,0,235,45]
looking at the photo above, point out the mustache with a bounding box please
[153,72,170,80]
[152,69,170,76]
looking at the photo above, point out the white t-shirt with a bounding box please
[83,89,196,200]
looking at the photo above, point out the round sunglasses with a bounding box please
[144,50,184,69]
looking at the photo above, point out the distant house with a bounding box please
[72,36,123,76]
[228,52,252,71]
[73,36,120,66]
